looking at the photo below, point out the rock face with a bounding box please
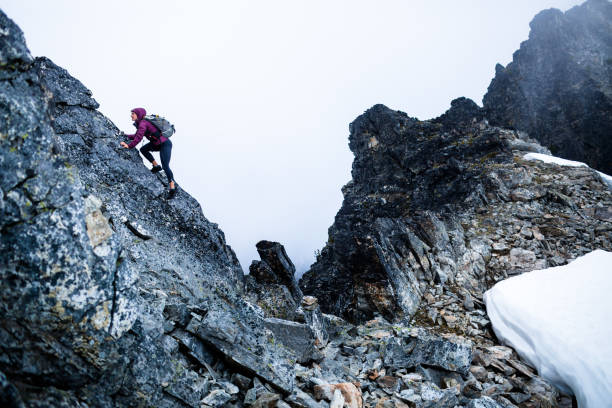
[0,10,304,407]
[299,101,612,325]
[483,0,612,174]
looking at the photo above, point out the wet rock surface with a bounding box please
[483,0,612,174]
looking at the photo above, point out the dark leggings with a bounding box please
[140,140,174,184]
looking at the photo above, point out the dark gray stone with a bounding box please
[186,304,296,393]
[256,241,303,304]
[164,368,211,408]
[255,240,303,303]
[250,260,280,283]
[231,372,252,391]
[286,388,327,408]
[245,275,298,320]
[434,97,486,129]
[465,396,505,408]
[383,330,472,376]
[264,318,320,364]
[172,329,216,367]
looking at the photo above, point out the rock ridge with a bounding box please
[300,102,611,325]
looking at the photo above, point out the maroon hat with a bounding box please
[131,107,146,121]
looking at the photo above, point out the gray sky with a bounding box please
[2,0,584,274]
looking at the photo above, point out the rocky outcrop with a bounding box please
[244,240,303,320]
[297,99,610,405]
[483,0,612,174]
[0,10,308,407]
[300,101,611,325]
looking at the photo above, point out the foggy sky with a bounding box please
[1,0,584,274]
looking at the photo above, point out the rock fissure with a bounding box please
[123,220,153,240]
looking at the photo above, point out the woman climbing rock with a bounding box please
[120,107,178,198]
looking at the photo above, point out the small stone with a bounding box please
[463,292,475,311]
[302,296,318,309]
[286,388,323,408]
[370,330,392,339]
[533,229,545,240]
[231,373,252,391]
[520,227,533,238]
[330,388,344,408]
[201,389,232,407]
[462,379,483,398]
[401,373,423,384]
[276,400,292,408]
[251,393,281,408]
[486,346,513,360]
[465,396,505,408]
[509,248,536,269]
[397,389,422,404]
[492,243,509,253]
[376,376,400,394]
[244,388,258,405]
[442,313,458,327]
[506,359,535,378]
[220,381,239,395]
[391,398,411,408]
[420,383,445,401]
[470,365,488,382]
[507,392,530,404]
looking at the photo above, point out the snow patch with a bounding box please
[484,250,612,408]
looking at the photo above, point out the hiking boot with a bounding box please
[168,187,177,199]
[151,165,162,173]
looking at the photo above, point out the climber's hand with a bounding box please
[120,141,129,148]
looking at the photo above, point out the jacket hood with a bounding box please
[131,108,146,121]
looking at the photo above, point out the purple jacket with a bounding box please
[126,107,168,148]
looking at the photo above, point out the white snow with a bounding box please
[523,152,612,190]
[484,250,612,408]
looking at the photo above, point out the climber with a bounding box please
[119,107,178,199]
